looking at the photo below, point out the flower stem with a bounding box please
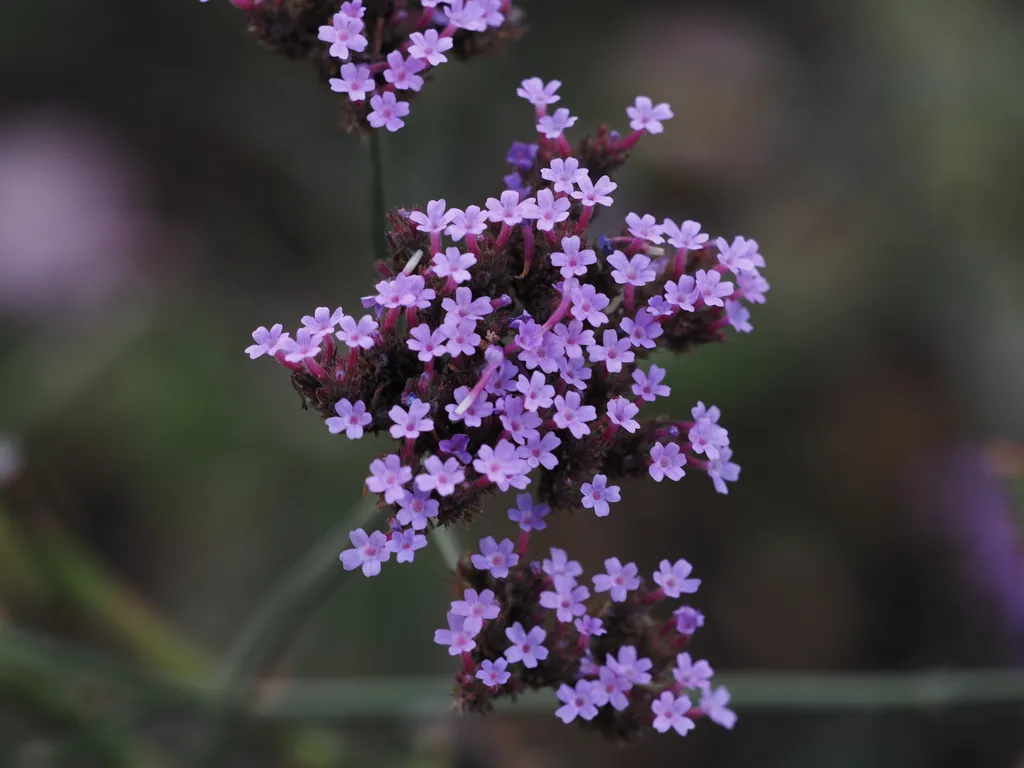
[430,525,461,571]
[369,131,388,263]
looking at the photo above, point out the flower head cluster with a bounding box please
[246,81,768,737]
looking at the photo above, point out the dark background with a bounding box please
[1,0,1023,765]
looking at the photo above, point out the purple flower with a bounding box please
[396,488,440,530]
[451,587,500,634]
[549,235,596,279]
[540,574,590,623]
[383,50,425,92]
[591,665,631,711]
[707,446,741,494]
[649,442,686,482]
[434,612,477,655]
[571,174,617,208]
[431,247,476,284]
[473,440,529,491]
[626,96,673,134]
[523,188,571,231]
[553,391,597,439]
[570,283,610,327]
[282,327,322,363]
[558,355,592,390]
[336,314,378,349]
[499,396,543,445]
[325,398,372,439]
[386,528,427,563]
[407,324,448,362]
[542,547,583,580]
[541,157,587,195]
[503,171,528,196]
[374,277,405,309]
[555,679,599,723]
[673,606,705,635]
[471,536,519,578]
[476,658,510,687]
[606,645,653,685]
[674,652,714,693]
[446,386,493,428]
[654,559,701,598]
[445,0,488,31]
[662,218,708,250]
[485,190,534,226]
[624,212,665,244]
[415,455,465,497]
[506,141,538,170]
[651,691,695,736]
[439,433,472,464]
[442,317,481,358]
[688,402,729,460]
[246,324,289,359]
[503,622,548,668]
[700,686,737,730]
[620,309,663,349]
[409,199,456,235]
[715,235,760,274]
[318,13,367,60]
[587,330,635,374]
[579,651,600,678]
[692,269,734,308]
[574,615,605,637]
[738,270,770,304]
[593,558,641,603]
[632,365,671,402]
[340,0,365,18]
[581,474,621,517]
[552,320,595,360]
[516,77,561,106]
[329,62,375,101]
[518,334,563,374]
[408,29,453,66]
[367,92,410,132]
[339,528,390,576]
[389,400,434,440]
[537,108,577,139]
[445,205,488,241]
[507,493,550,532]
[647,294,674,317]
[301,306,344,338]
[725,299,753,333]
[442,286,493,322]
[516,371,555,412]
[366,454,413,504]
[516,431,561,470]
[664,275,696,311]
[608,250,657,287]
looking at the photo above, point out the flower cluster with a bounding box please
[246,79,768,736]
[208,0,524,133]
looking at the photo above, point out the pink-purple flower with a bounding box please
[471,536,519,578]
[649,442,686,482]
[581,474,621,517]
[339,528,390,576]
[651,691,695,736]
[503,622,548,668]
[626,96,673,134]
[325,398,372,439]
[592,558,640,602]
[653,559,701,598]
[367,92,410,132]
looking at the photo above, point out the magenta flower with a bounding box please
[662,218,708,250]
[445,205,488,241]
[246,324,289,359]
[516,431,561,470]
[593,558,640,603]
[336,313,378,349]
[471,536,519,578]
[318,13,367,61]
[407,324,448,362]
[541,157,588,194]
[339,528,391,576]
[571,174,617,207]
[591,665,631,711]
[409,199,457,235]
[451,587,500,634]
[553,391,597,439]
[415,455,465,497]
[549,236,596,278]
[503,622,548,668]
[386,528,428,563]
[651,691,695,736]
[329,62,375,101]
[632,365,671,402]
[606,645,653,685]
[581,474,621,517]
[700,686,737,729]
[649,442,686,482]
[396,488,439,530]
[389,400,434,440]
[620,309,662,349]
[516,371,555,412]
[692,269,734,308]
[673,652,714,693]
[540,575,590,623]
[366,454,413,503]
[516,77,561,106]
[707,446,741,495]
[542,547,583,580]
[626,96,673,134]
[537,108,577,139]
[507,493,550,532]
[485,190,534,226]
[588,330,635,374]
[408,29,453,66]
[625,212,665,244]
[555,680,599,723]
[476,658,511,687]
[431,247,476,284]
[653,559,701,598]
[523,188,571,231]
[367,92,410,132]
[673,606,706,636]
[569,283,610,326]
[434,612,477,655]
[325,398,372,439]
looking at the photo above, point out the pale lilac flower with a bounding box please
[340,0,364,18]
[246,324,288,358]
[574,615,605,637]
[518,335,563,374]
[555,680,599,723]
[441,286,493,322]
[415,455,465,496]
[367,92,409,132]
[606,645,653,685]
[581,474,621,517]
[407,324,447,361]
[282,328,322,363]
[523,188,570,231]
[541,157,587,194]
[472,536,519,578]
[389,400,434,440]
[725,299,753,333]
[664,275,696,311]
[445,205,488,241]
[499,396,542,445]
[407,29,453,66]
[693,269,734,308]
[625,212,665,244]
[689,403,729,460]
[626,96,673,134]
[507,493,550,532]
[591,665,631,710]
[649,442,686,482]
[632,365,671,402]
[339,528,390,576]
[620,309,662,349]
[336,314,378,349]
[434,612,477,655]
[442,317,481,358]
[579,651,600,678]
[329,63,375,101]
[479,0,504,28]
[701,687,737,729]
[593,558,641,603]
[503,622,548,668]
[553,391,597,439]
[707,446,741,495]
[374,277,405,309]
[445,0,487,31]
[587,329,634,373]
[651,692,695,736]
[318,14,367,60]
[301,308,344,338]
[451,588,500,634]
[549,236,596,278]
[674,652,714,692]
[647,294,674,317]
[325,398,372,439]
[537,108,577,139]
[366,454,413,503]
[654,559,701,598]
[570,283,610,326]
[662,218,708,250]
[384,50,425,91]
[476,658,510,687]
[516,371,555,412]
[540,574,590,623]
[552,319,594,358]
[485,190,534,226]
[513,317,544,351]
[386,528,427,563]
[607,251,657,287]
[516,77,561,106]
[396,488,439,530]
[409,199,456,235]
[439,433,472,464]
[558,355,592,390]
[516,431,561,470]
[738,270,770,304]
[542,547,583,580]
[606,398,640,433]
[673,605,706,635]
[715,235,760,274]
[446,386,493,427]
[572,174,617,207]
[431,247,476,284]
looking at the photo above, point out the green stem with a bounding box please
[369,131,388,263]
[189,497,377,768]
[429,525,461,571]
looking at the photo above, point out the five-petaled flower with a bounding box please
[580,474,621,517]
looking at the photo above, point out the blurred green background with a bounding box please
[1,0,1024,765]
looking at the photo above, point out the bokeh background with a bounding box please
[1,0,1024,765]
